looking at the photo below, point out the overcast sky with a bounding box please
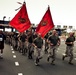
[0,0,76,28]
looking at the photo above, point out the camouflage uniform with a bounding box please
[33,35,43,66]
[20,32,28,55]
[47,30,60,65]
[62,32,75,65]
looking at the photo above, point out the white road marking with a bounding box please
[18,73,23,75]
[13,55,16,58]
[12,51,15,53]
[62,53,66,56]
[74,53,76,55]
[11,47,22,75]
[11,48,14,51]
[57,48,60,50]
[74,58,76,60]
[57,51,58,52]
[11,46,13,49]
[15,62,19,66]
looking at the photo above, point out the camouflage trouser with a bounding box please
[17,41,21,52]
[28,43,34,58]
[48,45,58,62]
[65,46,73,62]
[34,47,44,58]
[45,41,49,53]
[21,41,28,54]
[34,46,45,64]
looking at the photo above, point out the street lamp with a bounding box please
[3,16,6,24]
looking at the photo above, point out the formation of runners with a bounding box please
[0,29,75,66]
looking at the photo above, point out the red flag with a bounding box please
[36,6,54,38]
[10,2,31,32]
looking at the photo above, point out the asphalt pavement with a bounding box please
[0,41,76,75]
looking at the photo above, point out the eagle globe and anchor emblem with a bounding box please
[41,20,47,26]
[15,2,27,24]
[18,16,28,24]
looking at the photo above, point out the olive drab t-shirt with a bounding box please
[20,34,27,42]
[28,34,33,43]
[34,37,43,48]
[48,35,59,46]
[66,36,75,46]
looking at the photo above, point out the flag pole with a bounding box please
[48,5,50,10]
[23,0,26,3]
[48,5,50,8]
